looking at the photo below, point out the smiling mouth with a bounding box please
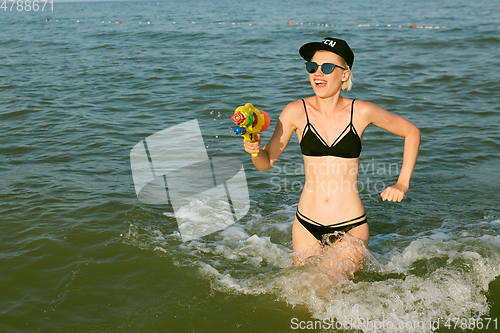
[314,79,327,86]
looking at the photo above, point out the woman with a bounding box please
[242,37,420,266]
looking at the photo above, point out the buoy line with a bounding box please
[287,22,447,29]
[43,20,500,30]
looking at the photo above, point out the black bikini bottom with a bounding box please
[296,209,367,245]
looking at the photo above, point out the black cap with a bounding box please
[299,37,354,69]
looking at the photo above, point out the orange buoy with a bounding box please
[287,22,293,25]
[119,21,123,24]
[46,19,49,22]
[409,24,417,28]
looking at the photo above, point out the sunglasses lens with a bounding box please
[305,62,318,73]
[321,63,335,74]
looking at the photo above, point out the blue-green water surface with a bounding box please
[1,0,499,332]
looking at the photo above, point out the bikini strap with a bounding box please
[302,99,310,124]
[350,99,360,136]
[350,99,356,124]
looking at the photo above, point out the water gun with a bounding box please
[231,103,271,157]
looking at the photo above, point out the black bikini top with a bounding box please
[300,99,362,158]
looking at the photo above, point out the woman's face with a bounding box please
[308,51,349,98]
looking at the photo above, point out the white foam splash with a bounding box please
[124,200,500,333]
[272,220,500,332]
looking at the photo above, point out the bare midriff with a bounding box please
[297,155,364,225]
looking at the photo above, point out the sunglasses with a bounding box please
[305,62,347,75]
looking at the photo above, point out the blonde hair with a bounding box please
[339,57,353,91]
[342,67,353,91]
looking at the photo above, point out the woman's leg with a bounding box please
[291,216,321,266]
[346,222,369,248]
[319,223,370,276]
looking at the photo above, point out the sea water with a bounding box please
[1,0,499,332]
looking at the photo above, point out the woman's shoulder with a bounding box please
[284,98,307,112]
[353,99,376,111]
[274,99,309,131]
[353,99,387,117]
[353,99,395,126]
[279,99,307,120]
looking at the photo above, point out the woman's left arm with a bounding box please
[362,102,421,202]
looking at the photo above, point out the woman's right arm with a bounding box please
[243,102,299,172]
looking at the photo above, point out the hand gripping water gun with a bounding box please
[231,103,271,157]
